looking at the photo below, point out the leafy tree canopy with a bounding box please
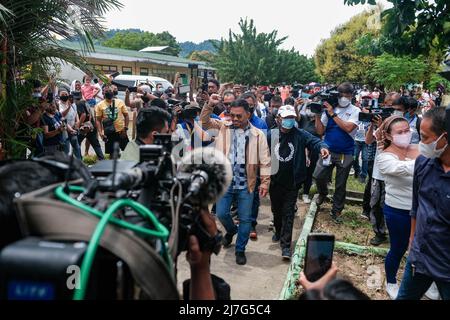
[102,30,181,56]
[213,18,318,85]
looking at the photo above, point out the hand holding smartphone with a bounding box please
[304,233,335,282]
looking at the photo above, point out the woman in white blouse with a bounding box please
[376,115,420,300]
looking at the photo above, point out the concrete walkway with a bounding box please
[176,198,306,300]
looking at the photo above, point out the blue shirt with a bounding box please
[324,116,355,155]
[250,114,268,131]
[409,155,450,282]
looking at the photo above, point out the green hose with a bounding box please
[54,185,174,300]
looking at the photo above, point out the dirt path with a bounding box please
[176,198,307,300]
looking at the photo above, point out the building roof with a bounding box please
[59,40,212,69]
[139,46,169,52]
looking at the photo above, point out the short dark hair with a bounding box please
[423,107,446,136]
[240,92,256,103]
[136,107,170,139]
[150,98,167,109]
[284,97,295,106]
[393,96,418,111]
[338,82,354,94]
[271,95,283,104]
[208,79,220,89]
[230,99,250,112]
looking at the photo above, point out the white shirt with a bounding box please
[94,83,103,101]
[58,102,77,127]
[376,152,415,210]
[320,104,360,138]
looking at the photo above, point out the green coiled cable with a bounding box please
[54,185,174,300]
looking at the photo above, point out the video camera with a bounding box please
[201,70,208,93]
[0,137,231,300]
[308,88,340,114]
[358,107,395,122]
[291,83,303,99]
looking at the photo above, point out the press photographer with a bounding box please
[95,85,130,155]
[313,82,360,224]
[121,107,171,162]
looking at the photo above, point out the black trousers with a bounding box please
[105,132,129,155]
[301,150,319,195]
[78,128,105,160]
[270,182,299,250]
[363,160,374,214]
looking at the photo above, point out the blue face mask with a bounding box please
[194,116,200,122]
[281,118,296,130]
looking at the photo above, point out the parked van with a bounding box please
[111,75,174,92]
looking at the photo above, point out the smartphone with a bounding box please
[128,86,138,93]
[304,233,335,282]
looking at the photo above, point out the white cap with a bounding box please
[277,105,297,118]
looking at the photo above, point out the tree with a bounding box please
[213,18,318,85]
[187,50,216,63]
[0,0,122,158]
[102,30,181,56]
[344,0,450,57]
[369,54,428,91]
[179,40,218,58]
[314,11,378,84]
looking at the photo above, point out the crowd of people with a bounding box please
[17,74,449,301]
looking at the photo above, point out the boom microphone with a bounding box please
[178,147,232,205]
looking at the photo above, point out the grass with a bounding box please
[82,154,110,166]
[305,170,366,197]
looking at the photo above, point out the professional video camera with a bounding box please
[291,83,303,99]
[0,141,232,300]
[308,88,340,114]
[358,106,395,122]
[201,70,209,93]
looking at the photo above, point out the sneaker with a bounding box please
[235,252,247,265]
[222,233,235,247]
[350,168,356,176]
[424,282,441,300]
[272,234,280,242]
[385,282,399,300]
[316,194,327,206]
[302,194,311,204]
[282,248,291,260]
[250,228,257,240]
[330,212,343,224]
[370,234,387,246]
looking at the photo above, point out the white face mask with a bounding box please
[338,97,351,108]
[392,132,412,148]
[419,134,447,159]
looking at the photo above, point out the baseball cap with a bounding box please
[278,105,297,118]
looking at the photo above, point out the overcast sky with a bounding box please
[104,0,390,56]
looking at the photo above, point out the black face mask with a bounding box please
[142,96,150,103]
[113,91,119,96]
[60,96,69,102]
[105,92,114,100]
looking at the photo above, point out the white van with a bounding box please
[111,75,174,92]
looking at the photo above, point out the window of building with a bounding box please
[140,68,149,76]
[122,67,133,75]
[92,64,117,72]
